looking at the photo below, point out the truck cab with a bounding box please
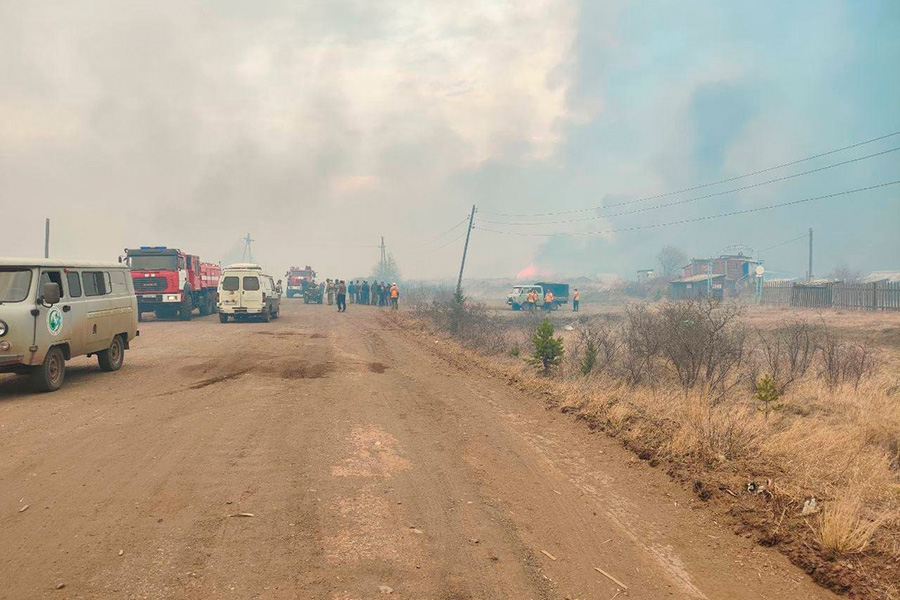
[125,247,220,321]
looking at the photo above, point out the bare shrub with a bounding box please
[572,321,620,377]
[621,304,663,385]
[752,319,817,394]
[411,287,508,355]
[656,299,746,398]
[818,330,876,390]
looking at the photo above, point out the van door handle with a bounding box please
[62,305,71,313]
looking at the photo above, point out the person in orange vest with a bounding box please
[524,289,536,312]
[543,289,554,311]
[573,288,580,312]
[389,283,400,310]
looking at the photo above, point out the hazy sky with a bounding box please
[2,0,898,280]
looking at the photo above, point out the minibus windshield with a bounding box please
[0,269,33,303]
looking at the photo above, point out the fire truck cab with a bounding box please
[125,247,221,321]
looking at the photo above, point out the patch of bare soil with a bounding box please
[368,362,388,373]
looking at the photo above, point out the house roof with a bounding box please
[861,271,900,283]
[672,273,726,283]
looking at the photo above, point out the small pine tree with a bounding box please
[755,374,782,418]
[580,338,597,376]
[528,318,565,375]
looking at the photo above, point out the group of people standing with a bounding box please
[323,279,400,311]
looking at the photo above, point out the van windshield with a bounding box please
[0,269,33,303]
[222,276,240,291]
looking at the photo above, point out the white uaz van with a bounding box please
[0,259,139,392]
[217,264,281,323]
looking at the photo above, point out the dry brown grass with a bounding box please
[401,297,900,598]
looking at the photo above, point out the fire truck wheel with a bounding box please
[219,313,228,323]
[179,293,193,321]
[97,335,125,372]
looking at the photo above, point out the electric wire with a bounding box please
[759,234,809,254]
[405,214,471,247]
[474,180,900,238]
[477,147,900,226]
[419,229,470,253]
[478,130,900,218]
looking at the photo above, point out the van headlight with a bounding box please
[0,320,7,337]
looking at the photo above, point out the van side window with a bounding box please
[82,271,109,296]
[222,276,239,291]
[39,271,65,299]
[243,276,260,291]
[110,271,128,295]
[66,272,82,297]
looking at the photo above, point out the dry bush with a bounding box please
[656,299,747,398]
[816,495,888,554]
[752,319,817,394]
[621,303,663,385]
[411,287,509,354]
[818,330,876,390]
[667,393,762,464]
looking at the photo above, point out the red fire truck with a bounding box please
[125,247,221,321]
[285,265,316,298]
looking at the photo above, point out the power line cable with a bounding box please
[406,215,471,247]
[419,229,470,253]
[479,129,900,218]
[474,180,900,238]
[478,147,900,226]
[759,234,809,254]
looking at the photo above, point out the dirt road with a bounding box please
[0,301,836,599]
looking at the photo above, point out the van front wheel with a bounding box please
[98,335,125,372]
[31,346,66,392]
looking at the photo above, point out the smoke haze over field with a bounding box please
[1,1,898,281]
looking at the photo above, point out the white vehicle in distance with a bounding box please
[0,258,139,392]
[217,263,281,323]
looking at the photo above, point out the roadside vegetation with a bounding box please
[401,288,900,600]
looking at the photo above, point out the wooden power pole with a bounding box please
[44,218,50,259]
[807,227,813,282]
[456,206,476,298]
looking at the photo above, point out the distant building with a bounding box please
[636,269,655,281]
[861,271,900,283]
[670,252,760,300]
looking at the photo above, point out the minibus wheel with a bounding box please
[98,335,125,372]
[31,346,66,392]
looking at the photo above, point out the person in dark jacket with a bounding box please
[336,280,347,312]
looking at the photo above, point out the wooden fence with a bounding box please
[761,281,900,310]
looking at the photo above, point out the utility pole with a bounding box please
[380,236,387,269]
[242,233,255,263]
[456,205,476,299]
[44,218,50,259]
[807,227,813,282]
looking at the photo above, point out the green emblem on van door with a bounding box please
[47,307,63,336]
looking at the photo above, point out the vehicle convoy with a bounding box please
[285,266,316,298]
[125,247,221,321]
[217,264,281,322]
[0,259,139,392]
[507,282,570,310]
